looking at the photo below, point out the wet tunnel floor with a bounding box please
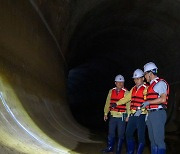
[72,123,180,154]
[71,108,180,153]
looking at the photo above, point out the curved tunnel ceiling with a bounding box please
[0,0,180,153]
[68,0,180,132]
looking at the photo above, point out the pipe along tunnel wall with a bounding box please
[0,0,180,153]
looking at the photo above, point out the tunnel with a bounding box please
[0,0,179,153]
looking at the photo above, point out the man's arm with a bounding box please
[141,81,168,108]
[116,88,132,105]
[150,81,167,104]
[126,100,131,117]
[148,93,167,105]
[104,89,112,116]
[149,81,167,105]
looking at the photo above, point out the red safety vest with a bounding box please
[146,78,169,109]
[131,84,147,110]
[110,88,127,113]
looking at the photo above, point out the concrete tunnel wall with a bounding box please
[0,0,180,153]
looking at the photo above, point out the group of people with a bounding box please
[103,62,169,154]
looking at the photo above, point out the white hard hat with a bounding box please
[144,62,158,73]
[115,74,125,82]
[132,69,144,78]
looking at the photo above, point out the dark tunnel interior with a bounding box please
[67,0,180,135]
[1,0,180,153]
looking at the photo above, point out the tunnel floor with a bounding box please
[70,121,180,154]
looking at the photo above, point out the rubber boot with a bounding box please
[102,136,115,153]
[116,138,124,154]
[157,148,166,154]
[151,146,158,154]
[127,140,135,154]
[136,143,145,154]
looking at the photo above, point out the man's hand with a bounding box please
[125,117,129,122]
[141,101,150,108]
[111,103,117,108]
[134,110,142,116]
[104,115,108,121]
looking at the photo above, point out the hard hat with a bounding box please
[144,62,158,73]
[115,74,125,82]
[132,69,144,78]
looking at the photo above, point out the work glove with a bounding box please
[141,101,150,108]
[111,103,117,108]
[134,109,142,116]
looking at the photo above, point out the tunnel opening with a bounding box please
[67,0,177,134]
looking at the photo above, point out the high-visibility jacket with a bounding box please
[130,84,147,110]
[110,88,127,112]
[146,78,169,109]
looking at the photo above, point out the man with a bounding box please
[112,69,148,154]
[103,74,129,154]
[140,62,169,154]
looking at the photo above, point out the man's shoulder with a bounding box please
[154,79,168,94]
[156,80,167,87]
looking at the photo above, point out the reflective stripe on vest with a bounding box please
[110,88,127,112]
[146,78,169,109]
[131,84,147,110]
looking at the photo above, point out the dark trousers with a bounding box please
[126,114,146,144]
[109,116,126,139]
[146,110,166,149]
